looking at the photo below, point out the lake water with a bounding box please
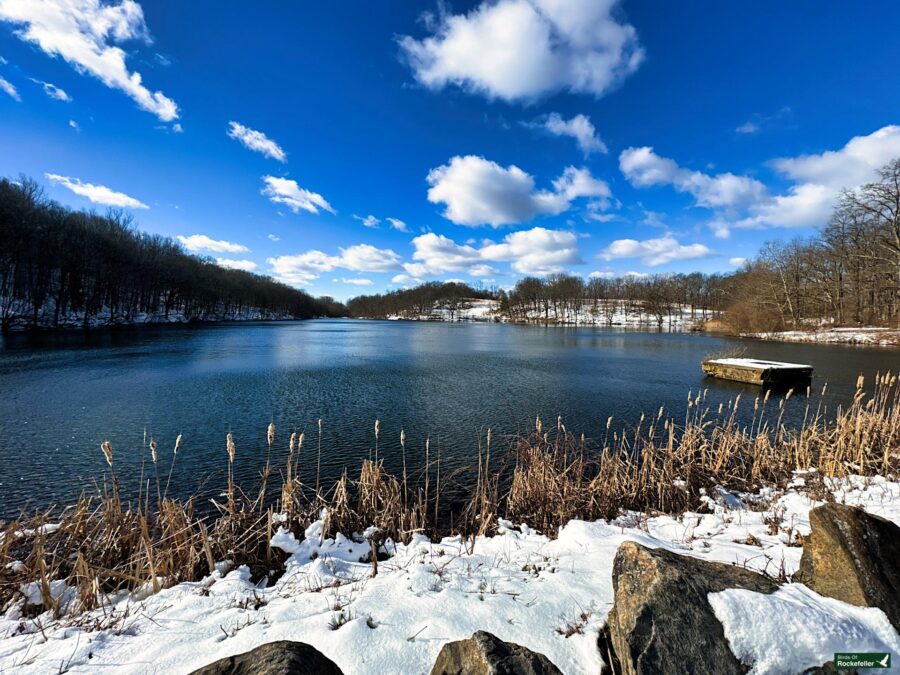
[0,319,895,516]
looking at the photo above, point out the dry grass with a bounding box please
[1,374,897,619]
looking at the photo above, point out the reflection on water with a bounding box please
[0,319,895,515]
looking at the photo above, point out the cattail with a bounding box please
[289,432,297,453]
[374,419,381,440]
[149,438,158,464]
[856,375,865,390]
[557,415,562,431]
[298,432,304,450]
[267,422,275,446]
[657,406,664,420]
[101,440,113,467]
[174,434,183,455]
[400,429,406,447]
[606,416,613,430]
[536,416,542,434]
[486,428,492,447]
[785,388,794,401]
[226,432,236,464]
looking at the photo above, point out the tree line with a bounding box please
[725,160,899,332]
[346,281,493,320]
[0,177,345,331]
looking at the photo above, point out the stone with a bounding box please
[604,541,779,675]
[189,640,343,675]
[796,502,900,630]
[430,630,562,675]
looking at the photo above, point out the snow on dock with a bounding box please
[702,358,813,387]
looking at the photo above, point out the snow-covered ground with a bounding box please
[706,358,812,369]
[388,299,712,330]
[1,474,898,674]
[746,327,900,347]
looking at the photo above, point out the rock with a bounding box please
[189,640,343,675]
[430,630,562,675]
[604,541,779,675]
[796,502,900,630]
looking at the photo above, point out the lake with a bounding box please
[0,319,895,516]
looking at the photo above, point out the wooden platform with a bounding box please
[702,358,813,387]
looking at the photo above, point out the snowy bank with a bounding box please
[1,475,898,674]
[745,327,899,347]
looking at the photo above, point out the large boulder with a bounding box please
[796,502,900,630]
[430,630,562,675]
[604,541,779,675]
[189,640,343,675]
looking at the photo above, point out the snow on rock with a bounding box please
[0,476,897,674]
[706,358,812,369]
[709,584,900,675]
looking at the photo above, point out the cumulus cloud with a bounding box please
[178,234,249,254]
[267,244,402,286]
[262,176,335,215]
[227,121,286,162]
[536,113,607,156]
[353,214,380,228]
[215,258,257,272]
[391,273,421,286]
[588,270,615,279]
[399,0,643,102]
[599,235,713,266]
[68,119,80,131]
[407,226,581,277]
[0,0,178,121]
[336,277,374,286]
[267,233,280,242]
[620,147,766,209]
[30,78,70,101]
[386,217,410,232]
[622,126,900,238]
[0,75,20,100]
[45,173,148,208]
[729,257,747,266]
[426,155,611,227]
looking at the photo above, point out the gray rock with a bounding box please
[189,640,343,675]
[796,502,900,630]
[604,541,779,675]
[430,630,562,675]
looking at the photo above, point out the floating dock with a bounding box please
[702,358,813,388]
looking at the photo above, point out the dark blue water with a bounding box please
[0,320,895,515]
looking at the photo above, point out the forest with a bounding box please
[348,160,900,331]
[0,177,345,331]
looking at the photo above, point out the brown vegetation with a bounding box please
[1,374,897,619]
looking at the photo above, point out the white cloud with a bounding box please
[30,78,70,101]
[337,277,374,286]
[408,226,581,277]
[353,214,380,228]
[588,270,615,279]
[267,233,280,242]
[267,244,402,286]
[539,113,607,156]
[426,155,611,227]
[600,235,713,266]
[68,119,80,131]
[178,234,249,254]
[392,273,421,287]
[0,75,20,101]
[45,173,148,208]
[729,257,747,266]
[227,121,286,162]
[399,0,643,102]
[215,258,257,272]
[0,0,178,121]
[386,217,410,232]
[620,146,766,209]
[172,122,183,133]
[262,176,335,215]
[736,121,759,135]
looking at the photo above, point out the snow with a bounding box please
[746,327,900,347]
[710,584,900,675]
[1,475,898,674]
[706,358,812,369]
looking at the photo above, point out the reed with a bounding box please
[1,374,896,620]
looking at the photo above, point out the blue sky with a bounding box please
[1,1,899,300]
